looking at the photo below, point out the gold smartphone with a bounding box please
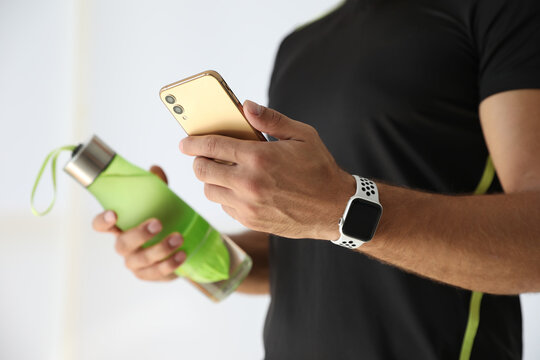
[160,70,266,141]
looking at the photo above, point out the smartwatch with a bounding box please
[333,175,383,249]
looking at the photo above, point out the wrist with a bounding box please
[321,170,356,241]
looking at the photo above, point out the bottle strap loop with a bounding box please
[31,145,76,216]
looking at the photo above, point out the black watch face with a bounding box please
[342,198,383,241]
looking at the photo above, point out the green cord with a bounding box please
[473,156,495,195]
[30,145,76,216]
[458,156,494,360]
[459,291,484,360]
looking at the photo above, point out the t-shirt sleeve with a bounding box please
[473,0,540,101]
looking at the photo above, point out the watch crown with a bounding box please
[338,218,343,226]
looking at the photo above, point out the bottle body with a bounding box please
[87,154,251,301]
[189,235,252,301]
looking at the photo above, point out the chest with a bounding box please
[269,0,480,126]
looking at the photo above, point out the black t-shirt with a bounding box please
[263,0,540,359]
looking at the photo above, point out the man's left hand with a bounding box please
[179,100,355,241]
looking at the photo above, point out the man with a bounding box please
[93,0,540,358]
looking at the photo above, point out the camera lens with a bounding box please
[165,95,176,104]
[173,105,184,115]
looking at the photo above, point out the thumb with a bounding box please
[243,100,310,140]
[149,165,168,184]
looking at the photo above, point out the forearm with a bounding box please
[228,230,270,295]
[360,183,540,294]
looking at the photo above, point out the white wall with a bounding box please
[1,1,539,359]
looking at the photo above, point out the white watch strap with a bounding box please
[354,175,379,202]
[333,175,379,249]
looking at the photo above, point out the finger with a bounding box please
[180,135,249,163]
[125,233,183,270]
[115,218,162,256]
[134,251,186,281]
[192,156,237,188]
[243,100,312,141]
[150,165,168,184]
[204,183,237,207]
[92,210,121,236]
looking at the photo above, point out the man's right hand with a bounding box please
[91,166,186,281]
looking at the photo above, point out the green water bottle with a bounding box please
[55,135,251,301]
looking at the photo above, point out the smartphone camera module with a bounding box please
[173,105,184,115]
[165,95,176,104]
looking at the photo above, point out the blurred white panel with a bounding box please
[522,294,540,360]
[0,217,67,360]
[0,1,76,359]
[0,0,75,214]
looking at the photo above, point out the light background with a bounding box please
[0,1,539,359]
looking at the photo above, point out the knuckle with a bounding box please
[241,175,255,191]
[137,251,150,267]
[239,202,266,231]
[124,251,150,271]
[203,183,214,201]
[193,158,207,180]
[114,239,126,255]
[241,216,259,231]
[222,205,238,220]
[249,183,263,201]
[240,215,252,228]
[238,176,250,192]
[221,204,232,217]
[248,148,267,168]
[243,202,260,220]
[239,177,253,195]
[159,240,174,257]
[134,271,146,281]
[158,259,176,277]
[124,257,134,270]
[269,110,283,127]
[304,124,318,137]
[244,176,265,201]
[205,136,218,156]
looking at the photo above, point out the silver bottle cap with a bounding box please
[63,135,116,187]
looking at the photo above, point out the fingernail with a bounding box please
[245,100,262,116]
[104,211,115,223]
[174,251,186,263]
[147,220,162,234]
[168,234,183,248]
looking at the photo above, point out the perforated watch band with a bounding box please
[333,175,380,249]
[353,175,380,202]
